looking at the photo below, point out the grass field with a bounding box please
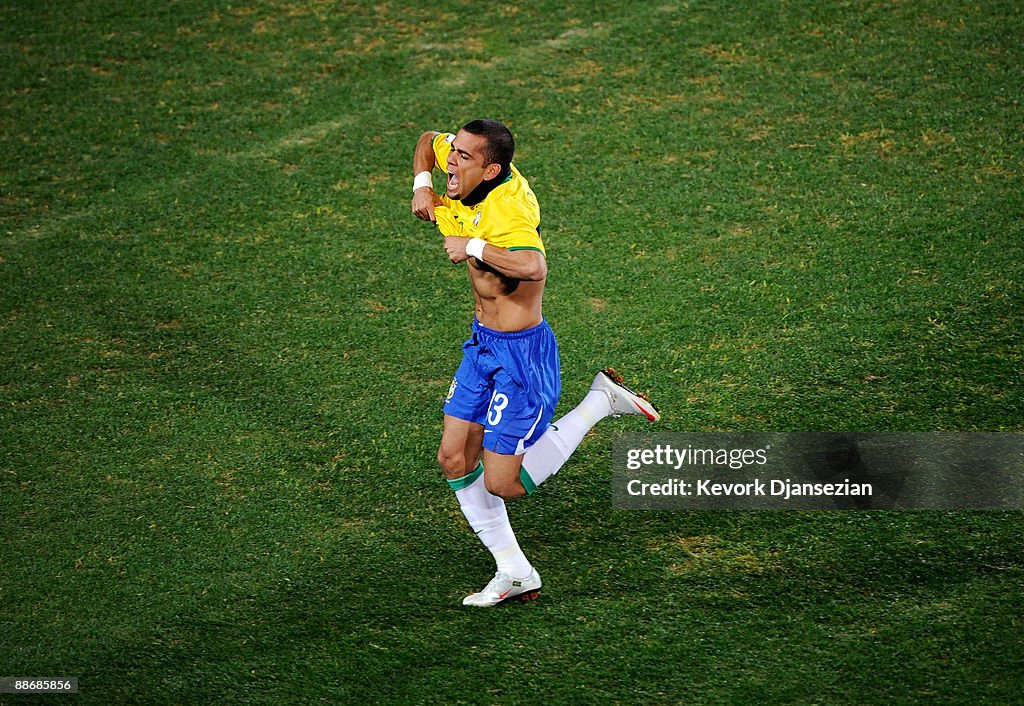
[2,0,1022,703]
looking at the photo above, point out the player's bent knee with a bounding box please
[437,447,472,480]
[436,449,459,479]
[484,473,526,500]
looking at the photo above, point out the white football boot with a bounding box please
[591,368,660,421]
[462,568,542,607]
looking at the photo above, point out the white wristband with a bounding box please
[413,171,433,192]
[466,237,486,261]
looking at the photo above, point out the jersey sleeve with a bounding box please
[483,179,545,254]
[488,208,544,253]
[431,132,454,172]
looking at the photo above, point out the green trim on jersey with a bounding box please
[508,246,544,253]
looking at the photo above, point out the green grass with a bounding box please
[2,0,1022,703]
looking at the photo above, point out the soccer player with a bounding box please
[411,119,659,607]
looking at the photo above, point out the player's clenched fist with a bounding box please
[412,188,442,222]
[444,236,470,263]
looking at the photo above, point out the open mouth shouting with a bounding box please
[446,168,460,198]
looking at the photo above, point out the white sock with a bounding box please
[449,463,533,578]
[519,389,612,493]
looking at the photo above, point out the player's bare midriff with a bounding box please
[468,259,544,332]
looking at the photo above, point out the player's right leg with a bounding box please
[436,413,484,482]
[438,414,534,605]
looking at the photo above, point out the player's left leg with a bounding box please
[480,369,657,500]
[517,368,660,493]
[480,448,530,499]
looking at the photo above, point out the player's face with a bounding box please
[446,130,501,200]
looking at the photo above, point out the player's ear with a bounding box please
[483,163,502,181]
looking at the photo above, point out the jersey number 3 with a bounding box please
[487,391,510,426]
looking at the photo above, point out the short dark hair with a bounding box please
[461,119,515,172]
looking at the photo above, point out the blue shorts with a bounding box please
[444,319,561,456]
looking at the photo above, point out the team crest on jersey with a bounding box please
[473,211,482,227]
[445,377,458,402]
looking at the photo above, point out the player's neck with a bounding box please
[459,165,512,207]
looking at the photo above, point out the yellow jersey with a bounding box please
[430,132,544,255]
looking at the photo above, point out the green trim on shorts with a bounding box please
[447,461,484,491]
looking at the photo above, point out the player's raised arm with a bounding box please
[411,130,441,222]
